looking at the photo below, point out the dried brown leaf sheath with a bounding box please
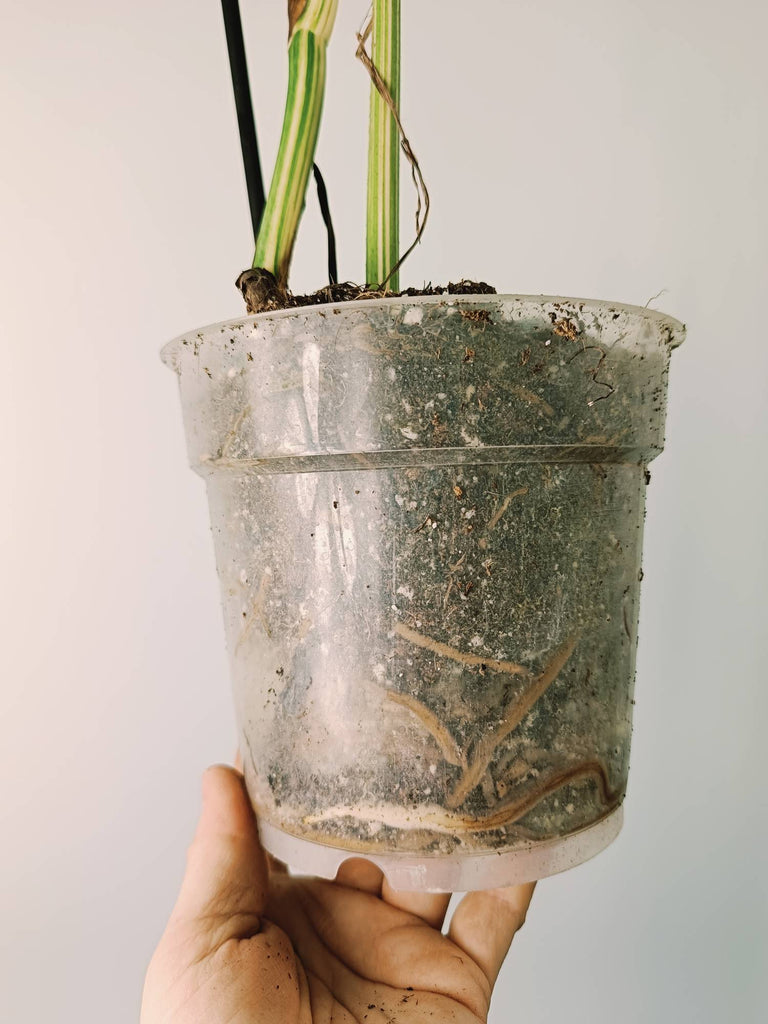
[288,0,307,36]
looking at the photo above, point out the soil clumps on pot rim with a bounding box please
[236,267,497,315]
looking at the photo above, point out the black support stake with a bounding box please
[221,0,266,241]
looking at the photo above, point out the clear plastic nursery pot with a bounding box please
[162,295,683,891]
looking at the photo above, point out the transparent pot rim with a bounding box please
[162,293,685,368]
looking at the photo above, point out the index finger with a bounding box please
[234,745,289,875]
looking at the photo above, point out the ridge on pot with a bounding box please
[162,294,684,891]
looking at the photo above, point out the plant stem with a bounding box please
[366,0,401,290]
[312,164,338,285]
[253,0,338,287]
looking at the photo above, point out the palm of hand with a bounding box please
[142,767,533,1024]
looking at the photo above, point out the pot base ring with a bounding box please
[258,805,623,892]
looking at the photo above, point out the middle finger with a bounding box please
[381,878,452,930]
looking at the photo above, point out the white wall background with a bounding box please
[2,1,766,1021]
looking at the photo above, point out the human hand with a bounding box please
[141,764,535,1023]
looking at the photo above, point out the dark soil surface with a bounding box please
[236,267,497,315]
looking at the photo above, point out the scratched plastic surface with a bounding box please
[163,295,683,889]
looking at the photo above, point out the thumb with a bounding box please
[167,764,269,951]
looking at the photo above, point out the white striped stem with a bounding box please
[253,0,338,286]
[366,0,401,290]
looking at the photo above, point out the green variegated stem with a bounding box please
[253,0,338,286]
[366,0,401,290]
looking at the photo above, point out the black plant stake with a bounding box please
[221,0,266,240]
